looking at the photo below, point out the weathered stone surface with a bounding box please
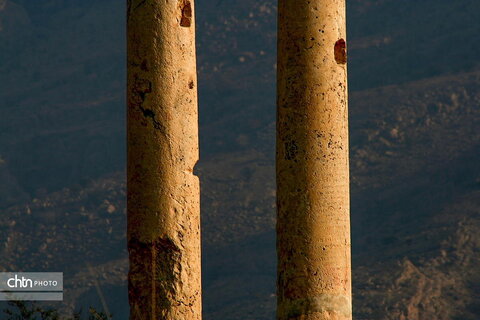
[276,1,351,319]
[127,0,201,319]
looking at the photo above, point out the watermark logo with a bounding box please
[0,272,63,301]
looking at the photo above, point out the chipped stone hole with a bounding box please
[180,1,192,27]
[334,38,347,65]
[192,159,200,176]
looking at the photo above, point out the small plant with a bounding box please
[2,301,112,320]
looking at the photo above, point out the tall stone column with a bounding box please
[276,1,351,319]
[127,0,201,319]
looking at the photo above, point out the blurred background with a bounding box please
[0,0,479,319]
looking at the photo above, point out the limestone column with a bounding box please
[276,1,351,319]
[127,0,201,319]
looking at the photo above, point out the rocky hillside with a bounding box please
[1,0,479,319]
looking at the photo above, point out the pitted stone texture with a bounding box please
[276,1,351,319]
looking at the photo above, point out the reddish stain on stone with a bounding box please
[180,1,192,27]
[334,39,347,64]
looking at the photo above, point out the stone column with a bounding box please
[276,1,351,319]
[127,0,201,319]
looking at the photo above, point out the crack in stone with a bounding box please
[139,105,166,133]
[131,76,167,133]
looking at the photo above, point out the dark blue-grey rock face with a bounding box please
[0,1,479,319]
